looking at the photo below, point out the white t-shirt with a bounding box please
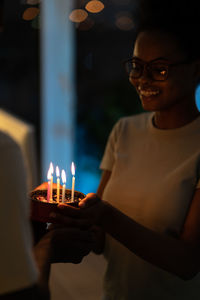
[100,112,200,300]
[0,131,38,295]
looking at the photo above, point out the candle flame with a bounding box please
[71,162,75,176]
[56,166,60,177]
[47,168,52,180]
[61,169,66,184]
[49,162,54,174]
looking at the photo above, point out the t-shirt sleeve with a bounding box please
[100,119,122,171]
[0,133,38,295]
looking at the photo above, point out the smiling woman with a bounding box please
[49,1,200,300]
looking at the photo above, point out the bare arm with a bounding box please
[92,170,111,254]
[53,168,200,279]
[97,170,111,198]
[95,188,200,280]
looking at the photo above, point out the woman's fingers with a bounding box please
[57,203,81,217]
[48,227,96,264]
[79,193,100,208]
[49,212,91,228]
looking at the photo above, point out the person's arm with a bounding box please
[77,188,200,280]
[53,186,200,280]
[91,170,111,254]
[97,170,111,198]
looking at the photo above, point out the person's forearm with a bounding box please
[33,241,51,295]
[101,201,200,279]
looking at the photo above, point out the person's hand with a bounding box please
[50,193,106,228]
[34,227,94,294]
[35,227,95,265]
[49,227,95,264]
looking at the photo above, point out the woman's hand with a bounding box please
[33,227,95,294]
[49,227,95,264]
[34,227,95,265]
[50,193,107,228]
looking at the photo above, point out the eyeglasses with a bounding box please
[123,57,193,81]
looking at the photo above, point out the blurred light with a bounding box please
[26,0,40,4]
[85,0,104,13]
[69,9,88,23]
[195,85,200,111]
[115,12,134,30]
[22,7,40,21]
[77,17,94,31]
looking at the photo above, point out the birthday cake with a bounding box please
[30,189,86,223]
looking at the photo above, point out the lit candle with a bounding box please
[49,162,54,202]
[56,166,60,202]
[71,162,75,202]
[61,169,66,203]
[47,168,51,202]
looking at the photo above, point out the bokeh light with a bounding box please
[115,12,134,30]
[85,0,104,13]
[22,7,40,21]
[69,9,88,23]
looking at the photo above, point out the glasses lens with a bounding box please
[125,60,142,78]
[151,63,168,81]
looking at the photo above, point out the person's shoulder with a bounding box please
[118,112,152,130]
[0,130,18,148]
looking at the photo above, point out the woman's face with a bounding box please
[130,30,198,112]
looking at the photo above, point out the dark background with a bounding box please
[0,0,143,177]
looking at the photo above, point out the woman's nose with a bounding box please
[140,66,152,83]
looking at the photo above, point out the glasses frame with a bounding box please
[122,57,193,81]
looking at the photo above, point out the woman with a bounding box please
[52,13,200,300]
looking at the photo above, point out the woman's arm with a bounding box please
[53,171,200,279]
[92,170,111,254]
[79,188,200,280]
[97,170,111,198]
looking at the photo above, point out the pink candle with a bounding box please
[71,162,75,202]
[49,162,54,202]
[56,166,60,202]
[47,168,51,202]
[61,170,66,203]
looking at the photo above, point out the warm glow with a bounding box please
[50,162,54,174]
[56,166,60,177]
[22,7,40,21]
[69,9,88,23]
[61,170,66,184]
[47,168,52,180]
[115,13,134,31]
[71,162,75,176]
[85,0,104,13]
[26,0,40,4]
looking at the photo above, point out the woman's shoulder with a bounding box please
[118,112,152,130]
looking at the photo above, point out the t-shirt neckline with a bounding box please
[148,112,200,136]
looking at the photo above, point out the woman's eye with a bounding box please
[153,66,167,75]
[132,63,140,71]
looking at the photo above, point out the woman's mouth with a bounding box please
[138,86,160,97]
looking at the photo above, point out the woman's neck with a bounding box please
[153,102,200,129]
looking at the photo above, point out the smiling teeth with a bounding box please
[139,89,159,97]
